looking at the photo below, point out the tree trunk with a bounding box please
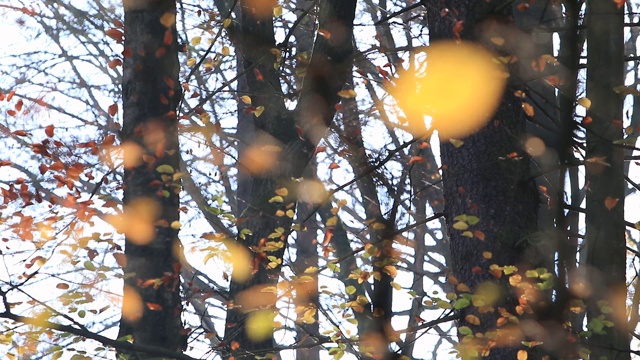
[223,0,357,358]
[118,0,183,356]
[428,2,541,358]
[584,0,630,358]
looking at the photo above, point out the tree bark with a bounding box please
[118,0,183,357]
[428,1,541,358]
[223,0,357,358]
[584,0,630,358]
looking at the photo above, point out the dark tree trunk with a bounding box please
[428,1,540,358]
[118,0,183,357]
[584,0,630,358]
[222,0,357,358]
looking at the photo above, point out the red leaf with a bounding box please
[7,110,17,117]
[105,28,124,43]
[254,68,264,81]
[108,104,118,116]
[108,58,122,69]
[12,130,28,136]
[409,156,425,165]
[6,90,16,102]
[146,302,163,311]
[38,164,48,175]
[15,99,23,111]
[452,20,464,42]
[163,29,173,45]
[45,125,54,137]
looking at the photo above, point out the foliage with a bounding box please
[0,0,639,359]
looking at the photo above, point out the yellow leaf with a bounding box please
[268,196,284,203]
[326,216,338,227]
[482,251,492,259]
[191,36,201,45]
[337,89,357,98]
[286,209,295,218]
[452,221,469,230]
[186,58,196,66]
[372,222,386,230]
[273,5,283,17]
[160,12,176,27]
[490,37,505,46]
[240,95,252,104]
[390,41,506,140]
[450,138,464,148]
[223,18,232,28]
[465,314,481,325]
[578,97,591,109]
[254,106,265,117]
[275,210,285,217]
[170,221,182,229]
[461,231,473,238]
[246,310,276,342]
[383,265,398,278]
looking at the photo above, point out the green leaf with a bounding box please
[503,265,518,275]
[345,285,356,295]
[466,216,479,225]
[155,164,174,174]
[83,261,96,271]
[459,326,473,335]
[454,298,471,309]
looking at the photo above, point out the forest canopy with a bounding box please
[0,0,639,360]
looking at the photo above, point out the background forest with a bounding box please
[0,0,639,359]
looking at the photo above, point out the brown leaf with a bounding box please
[604,196,619,210]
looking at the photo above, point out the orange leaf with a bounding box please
[45,125,54,138]
[517,350,528,360]
[146,302,163,311]
[614,0,626,9]
[409,156,425,165]
[12,130,28,136]
[473,230,485,241]
[522,102,535,117]
[254,69,264,81]
[322,230,333,246]
[318,28,331,39]
[604,196,619,210]
[105,28,124,43]
[15,99,23,111]
[163,29,173,45]
[108,104,118,116]
[582,116,592,126]
[6,90,16,102]
[108,58,122,69]
[7,109,17,117]
[328,162,340,170]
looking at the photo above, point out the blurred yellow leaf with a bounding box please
[254,106,265,117]
[390,41,506,140]
[159,12,176,27]
[517,350,528,360]
[246,310,276,341]
[186,58,196,66]
[191,36,201,45]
